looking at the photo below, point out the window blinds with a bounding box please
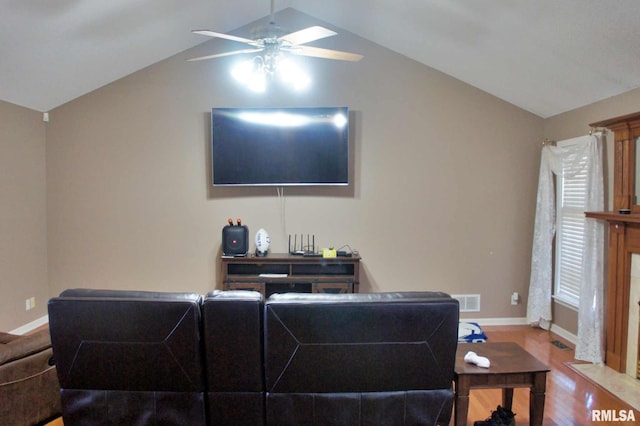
[554,141,588,307]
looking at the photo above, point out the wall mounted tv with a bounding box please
[211,106,349,186]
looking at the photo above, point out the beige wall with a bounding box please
[543,87,640,334]
[6,10,638,333]
[43,10,542,320]
[0,100,48,331]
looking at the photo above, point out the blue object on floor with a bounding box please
[458,321,487,343]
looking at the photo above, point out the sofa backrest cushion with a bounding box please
[202,290,264,391]
[264,292,459,393]
[201,290,265,425]
[48,289,204,392]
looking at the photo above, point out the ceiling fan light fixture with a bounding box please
[230,59,254,82]
[231,57,267,93]
[278,58,310,91]
[231,53,310,92]
[247,71,267,93]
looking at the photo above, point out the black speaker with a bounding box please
[222,225,248,256]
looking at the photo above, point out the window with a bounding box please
[553,139,589,308]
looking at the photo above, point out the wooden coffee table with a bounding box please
[454,342,550,426]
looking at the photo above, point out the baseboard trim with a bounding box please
[10,315,49,335]
[549,323,578,344]
[462,317,528,326]
[461,316,578,344]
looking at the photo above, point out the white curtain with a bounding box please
[526,133,604,363]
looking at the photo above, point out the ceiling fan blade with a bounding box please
[192,30,258,46]
[279,26,337,46]
[287,45,363,62]
[187,48,263,62]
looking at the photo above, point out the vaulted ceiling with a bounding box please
[2,0,639,118]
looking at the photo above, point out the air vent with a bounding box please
[452,294,481,312]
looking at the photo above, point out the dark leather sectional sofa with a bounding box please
[48,289,459,425]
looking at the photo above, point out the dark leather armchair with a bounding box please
[48,289,206,425]
[202,290,265,425]
[264,292,459,426]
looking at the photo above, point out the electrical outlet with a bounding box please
[25,296,36,311]
[511,292,519,305]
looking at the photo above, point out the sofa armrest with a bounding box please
[0,329,52,366]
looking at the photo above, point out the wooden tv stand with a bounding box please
[221,253,360,297]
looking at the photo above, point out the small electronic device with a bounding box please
[322,248,337,258]
[222,218,248,256]
[288,234,317,255]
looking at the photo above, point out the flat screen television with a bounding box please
[211,106,349,186]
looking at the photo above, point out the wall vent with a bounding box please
[452,294,481,312]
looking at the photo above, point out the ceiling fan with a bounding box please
[187,0,363,67]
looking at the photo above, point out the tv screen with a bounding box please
[211,107,349,186]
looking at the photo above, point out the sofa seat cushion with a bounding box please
[60,389,206,425]
[267,390,453,426]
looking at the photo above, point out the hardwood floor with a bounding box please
[466,325,636,426]
[45,325,635,425]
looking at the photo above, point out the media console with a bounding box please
[221,253,360,297]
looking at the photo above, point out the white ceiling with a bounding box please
[2,0,639,118]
